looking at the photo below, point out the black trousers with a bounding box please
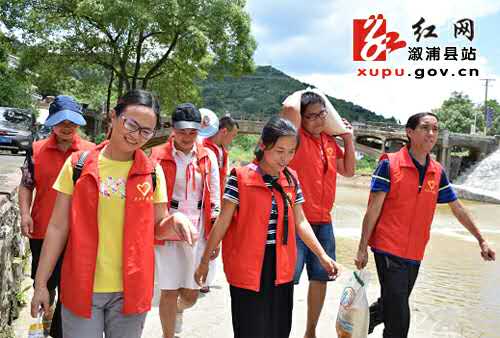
[29,239,64,338]
[372,252,420,338]
[229,245,294,338]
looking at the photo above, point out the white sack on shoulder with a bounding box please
[280,87,349,135]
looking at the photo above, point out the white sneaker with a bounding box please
[175,311,183,334]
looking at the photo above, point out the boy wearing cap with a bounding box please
[200,112,239,198]
[198,110,239,293]
[151,103,220,338]
[18,95,95,337]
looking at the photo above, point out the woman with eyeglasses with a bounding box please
[30,90,196,338]
[355,112,496,338]
[150,103,221,338]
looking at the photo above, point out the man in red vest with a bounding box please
[203,115,239,189]
[19,95,94,337]
[288,91,356,338]
[355,112,496,338]
[199,111,239,293]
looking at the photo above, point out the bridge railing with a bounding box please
[352,121,405,132]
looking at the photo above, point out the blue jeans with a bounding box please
[294,223,336,283]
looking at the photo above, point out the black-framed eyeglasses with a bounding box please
[121,116,155,139]
[303,109,327,121]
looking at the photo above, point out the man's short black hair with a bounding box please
[219,116,239,131]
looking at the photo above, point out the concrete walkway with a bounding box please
[13,245,434,338]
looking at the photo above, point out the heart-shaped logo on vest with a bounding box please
[137,182,151,197]
[425,180,436,193]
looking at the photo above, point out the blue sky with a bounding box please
[246,0,500,123]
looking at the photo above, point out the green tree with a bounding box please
[1,0,256,112]
[478,99,500,136]
[0,33,33,108]
[434,91,483,134]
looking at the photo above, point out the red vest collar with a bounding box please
[203,138,225,153]
[246,162,293,188]
[299,127,333,143]
[154,138,209,163]
[46,132,83,151]
[399,146,439,173]
[80,140,154,177]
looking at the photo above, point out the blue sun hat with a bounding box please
[44,95,87,127]
[198,108,219,138]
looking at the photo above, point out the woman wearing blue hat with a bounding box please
[19,95,95,337]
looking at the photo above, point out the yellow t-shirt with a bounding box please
[53,152,168,292]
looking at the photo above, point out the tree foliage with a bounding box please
[433,92,500,135]
[1,0,256,112]
[0,33,33,108]
[478,99,500,136]
[434,92,483,134]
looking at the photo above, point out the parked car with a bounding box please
[34,124,52,141]
[0,107,36,154]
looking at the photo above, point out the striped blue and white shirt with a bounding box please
[224,172,305,245]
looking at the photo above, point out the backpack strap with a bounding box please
[71,150,157,191]
[72,150,91,185]
[151,168,157,192]
[25,144,35,180]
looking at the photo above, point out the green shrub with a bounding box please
[356,155,377,175]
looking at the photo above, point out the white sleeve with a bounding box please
[206,150,221,217]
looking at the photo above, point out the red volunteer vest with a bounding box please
[222,164,298,292]
[203,138,228,200]
[151,138,214,244]
[369,147,442,261]
[288,128,340,223]
[31,133,94,239]
[60,142,156,318]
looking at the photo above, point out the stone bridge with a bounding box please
[147,118,499,179]
[232,119,500,179]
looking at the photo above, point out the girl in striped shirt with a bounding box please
[195,116,341,338]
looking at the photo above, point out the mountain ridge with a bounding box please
[200,65,397,124]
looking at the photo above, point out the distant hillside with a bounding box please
[200,66,396,123]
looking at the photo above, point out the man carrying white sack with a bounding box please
[284,90,356,338]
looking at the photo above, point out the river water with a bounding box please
[333,184,500,338]
[455,148,500,201]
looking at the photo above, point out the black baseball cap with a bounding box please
[171,103,201,130]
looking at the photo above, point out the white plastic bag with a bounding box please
[336,270,370,338]
[27,314,44,338]
[280,87,349,135]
